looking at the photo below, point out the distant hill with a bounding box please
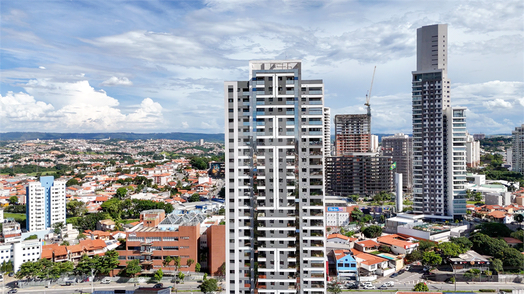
[0,132,225,142]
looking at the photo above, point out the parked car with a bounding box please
[378,284,388,289]
[63,282,72,286]
[153,283,164,288]
[363,285,376,289]
[404,265,411,271]
[8,289,17,294]
[390,273,399,278]
[101,278,111,284]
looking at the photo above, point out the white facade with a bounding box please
[465,133,480,167]
[26,176,66,232]
[225,60,327,294]
[512,125,524,174]
[445,107,468,216]
[323,107,331,157]
[0,239,42,272]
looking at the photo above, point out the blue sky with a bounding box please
[1,0,523,134]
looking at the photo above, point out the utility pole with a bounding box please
[91,268,95,294]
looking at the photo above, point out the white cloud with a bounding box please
[100,76,133,86]
[181,121,189,129]
[483,98,512,109]
[38,66,46,70]
[1,80,164,132]
[0,91,54,126]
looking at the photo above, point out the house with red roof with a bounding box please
[354,240,380,253]
[377,234,419,255]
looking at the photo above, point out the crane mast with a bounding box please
[365,66,376,151]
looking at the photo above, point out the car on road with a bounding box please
[153,283,164,288]
[404,265,411,271]
[378,284,388,289]
[384,281,395,287]
[101,278,111,284]
[8,290,17,294]
[63,282,72,286]
[363,285,375,289]
[390,272,399,278]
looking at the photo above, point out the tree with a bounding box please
[514,214,524,223]
[115,187,128,199]
[476,222,512,237]
[422,251,442,267]
[437,242,464,258]
[200,278,218,293]
[470,233,508,256]
[494,247,524,268]
[492,258,503,273]
[0,260,13,273]
[66,178,79,187]
[406,249,423,263]
[217,262,226,277]
[350,208,363,222]
[327,281,342,294]
[173,256,181,272]
[217,208,225,215]
[189,193,201,202]
[8,196,18,205]
[24,234,38,240]
[154,269,163,281]
[123,260,141,278]
[362,215,374,223]
[177,271,185,281]
[77,233,86,240]
[53,222,64,236]
[67,200,88,217]
[195,262,201,272]
[464,269,480,281]
[362,225,382,238]
[75,254,95,276]
[418,240,436,252]
[99,250,120,275]
[163,256,172,272]
[379,214,386,223]
[186,258,195,269]
[413,282,429,291]
[450,237,473,251]
[61,241,70,246]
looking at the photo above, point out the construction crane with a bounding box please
[364,66,376,135]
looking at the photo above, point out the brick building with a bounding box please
[116,210,204,274]
[206,224,225,276]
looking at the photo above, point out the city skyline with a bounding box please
[1,0,523,135]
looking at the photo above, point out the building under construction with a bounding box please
[381,133,413,192]
[325,153,393,197]
[335,114,372,155]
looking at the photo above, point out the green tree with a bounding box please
[153,269,163,281]
[350,208,363,222]
[0,260,13,273]
[476,222,512,237]
[379,214,386,223]
[217,262,226,278]
[327,281,342,294]
[189,193,201,202]
[362,214,374,223]
[450,237,473,251]
[173,256,181,272]
[200,278,218,293]
[217,208,225,215]
[101,198,123,220]
[115,187,128,199]
[16,261,38,280]
[8,196,18,205]
[492,258,503,273]
[177,271,185,281]
[418,240,436,252]
[495,247,524,268]
[67,200,88,217]
[186,258,195,269]
[66,178,79,187]
[53,222,64,236]
[61,241,70,246]
[413,282,429,292]
[123,259,141,278]
[99,250,120,275]
[422,251,442,267]
[470,233,508,256]
[195,262,201,272]
[362,225,382,238]
[437,242,464,258]
[464,269,481,281]
[77,233,86,240]
[74,254,95,276]
[406,249,423,263]
[24,234,38,240]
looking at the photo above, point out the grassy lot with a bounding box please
[466,201,483,204]
[123,219,140,224]
[4,212,26,222]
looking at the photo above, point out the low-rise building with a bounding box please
[354,240,379,253]
[331,249,358,281]
[377,234,418,255]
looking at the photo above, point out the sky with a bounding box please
[1,0,523,135]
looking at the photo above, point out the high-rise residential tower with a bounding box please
[225,60,327,294]
[381,133,413,192]
[512,124,524,174]
[412,24,467,218]
[26,176,66,232]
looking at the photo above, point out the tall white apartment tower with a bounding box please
[225,60,327,294]
[26,176,66,232]
[412,24,467,218]
[512,124,524,174]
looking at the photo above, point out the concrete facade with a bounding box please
[412,24,467,218]
[26,176,66,232]
[225,60,327,294]
[381,133,413,191]
[207,224,225,277]
[512,124,524,174]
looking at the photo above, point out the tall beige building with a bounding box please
[512,124,524,174]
